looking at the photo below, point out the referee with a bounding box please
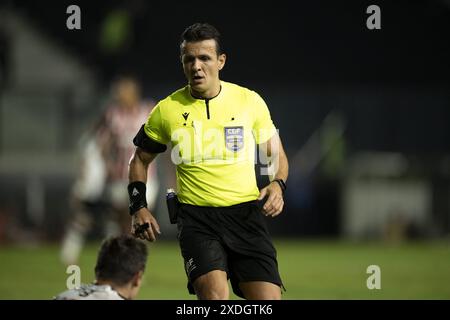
[128,23,289,300]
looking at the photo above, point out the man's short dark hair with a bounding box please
[94,235,148,286]
[180,22,222,55]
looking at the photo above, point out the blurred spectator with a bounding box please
[60,76,158,265]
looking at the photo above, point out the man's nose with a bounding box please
[192,58,201,71]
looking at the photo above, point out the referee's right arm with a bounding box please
[128,147,161,242]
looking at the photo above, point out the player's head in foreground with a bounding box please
[180,22,226,99]
[94,234,148,299]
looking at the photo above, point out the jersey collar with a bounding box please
[188,83,222,101]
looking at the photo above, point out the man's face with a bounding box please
[181,39,226,96]
[115,79,140,108]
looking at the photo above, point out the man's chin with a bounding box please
[190,83,206,94]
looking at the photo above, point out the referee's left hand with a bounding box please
[258,181,284,217]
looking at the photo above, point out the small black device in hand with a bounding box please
[134,222,149,236]
[166,188,179,224]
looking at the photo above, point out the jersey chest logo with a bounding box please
[224,126,244,152]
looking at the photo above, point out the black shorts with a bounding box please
[176,200,284,298]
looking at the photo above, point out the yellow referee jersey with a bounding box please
[144,81,276,206]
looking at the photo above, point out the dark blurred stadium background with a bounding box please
[0,0,449,299]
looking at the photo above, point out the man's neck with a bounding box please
[95,279,130,300]
[191,81,221,100]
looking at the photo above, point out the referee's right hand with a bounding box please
[131,208,161,242]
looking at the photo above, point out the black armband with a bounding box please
[273,179,287,195]
[133,124,167,153]
[128,181,147,216]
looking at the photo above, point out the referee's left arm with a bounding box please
[257,133,289,217]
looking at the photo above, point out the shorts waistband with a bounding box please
[179,200,258,210]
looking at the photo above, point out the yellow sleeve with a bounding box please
[251,91,276,144]
[144,103,170,144]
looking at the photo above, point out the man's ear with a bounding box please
[132,270,144,287]
[218,53,226,70]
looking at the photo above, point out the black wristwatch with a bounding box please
[273,179,287,194]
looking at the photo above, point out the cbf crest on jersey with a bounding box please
[224,126,244,152]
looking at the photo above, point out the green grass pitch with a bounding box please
[0,240,449,299]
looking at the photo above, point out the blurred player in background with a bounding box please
[55,234,148,300]
[60,76,159,265]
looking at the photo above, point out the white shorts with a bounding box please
[72,138,106,202]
